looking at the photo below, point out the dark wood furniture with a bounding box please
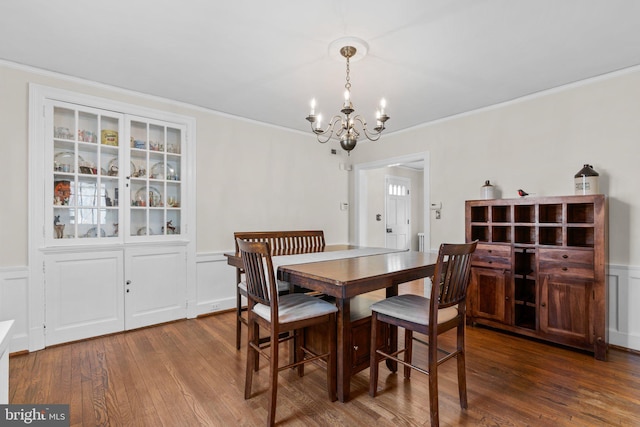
[278,250,440,402]
[237,239,337,426]
[465,195,608,360]
[232,230,326,349]
[369,241,477,427]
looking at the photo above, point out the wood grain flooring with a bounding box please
[9,285,640,426]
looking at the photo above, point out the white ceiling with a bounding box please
[2,1,640,136]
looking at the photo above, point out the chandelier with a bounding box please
[306,41,389,153]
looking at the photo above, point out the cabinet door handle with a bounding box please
[562,254,568,259]
[353,345,359,352]
[505,296,509,300]
[541,302,546,307]
[126,280,132,285]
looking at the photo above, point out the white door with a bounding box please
[124,246,187,329]
[45,250,124,346]
[385,176,411,250]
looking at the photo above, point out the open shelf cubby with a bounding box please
[567,226,595,248]
[515,277,536,304]
[514,249,535,276]
[471,225,489,242]
[567,203,595,224]
[539,204,562,223]
[492,226,512,243]
[471,206,488,223]
[514,205,535,223]
[514,305,536,330]
[538,226,563,246]
[491,205,511,222]
[514,226,536,245]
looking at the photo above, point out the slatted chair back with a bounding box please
[234,230,325,256]
[430,241,478,311]
[236,239,277,308]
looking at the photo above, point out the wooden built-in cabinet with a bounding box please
[465,195,607,360]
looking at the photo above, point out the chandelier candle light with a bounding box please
[306,39,389,153]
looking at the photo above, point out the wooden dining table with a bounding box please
[226,246,439,402]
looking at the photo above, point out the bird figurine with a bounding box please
[518,189,529,197]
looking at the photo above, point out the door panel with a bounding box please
[469,267,511,324]
[125,246,187,329]
[540,274,592,344]
[45,250,124,346]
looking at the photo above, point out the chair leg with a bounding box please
[428,331,439,427]
[404,329,413,379]
[244,318,258,399]
[369,312,380,397]
[236,270,243,350]
[296,328,305,377]
[267,328,279,426]
[457,320,468,409]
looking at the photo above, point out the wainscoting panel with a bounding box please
[193,252,237,317]
[0,268,29,352]
[4,261,639,354]
[608,264,640,351]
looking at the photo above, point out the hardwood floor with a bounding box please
[9,288,640,426]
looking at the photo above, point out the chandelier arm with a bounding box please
[361,127,384,142]
[351,115,382,142]
[311,115,343,143]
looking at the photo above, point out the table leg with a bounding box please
[336,297,351,402]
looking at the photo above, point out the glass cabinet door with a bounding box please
[46,102,185,245]
[50,103,123,243]
[127,117,184,239]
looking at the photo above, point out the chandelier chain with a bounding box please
[345,56,351,92]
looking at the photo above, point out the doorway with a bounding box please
[385,175,411,250]
[354,152,430,252]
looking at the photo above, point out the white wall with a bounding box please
[0,60,350,267]
[1,59,639,352]
[0,61,350,351]
[350,67,640,267]
[349,67,640,351]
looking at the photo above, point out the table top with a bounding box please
[224,244,355,268]
[280,251,439,299]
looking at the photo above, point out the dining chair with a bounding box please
[369,241,478,426]
[233,231,325,349]
[237,238,337,426]
[235,264,290,350]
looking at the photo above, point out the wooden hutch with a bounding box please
[465,195,608,360]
